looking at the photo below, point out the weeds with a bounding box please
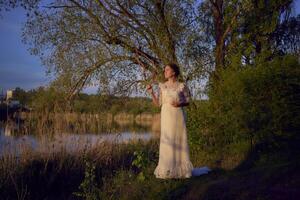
[73,157,100,200]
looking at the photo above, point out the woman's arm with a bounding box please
[178,101,190,107]
[171,83,191,107]
[171,100,189,107]
[146,84,160,107]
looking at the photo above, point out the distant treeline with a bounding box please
[10,87,161,115]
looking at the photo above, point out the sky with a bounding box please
[0,7,50,93]
[0,1,300,94]
[0,6,98,94]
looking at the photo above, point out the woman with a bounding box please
[146,63,194,179]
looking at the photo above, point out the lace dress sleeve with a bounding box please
[158,82,163,106]
[179,83,191,104]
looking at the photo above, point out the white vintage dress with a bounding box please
[154,81,194,179]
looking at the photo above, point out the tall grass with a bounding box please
[20,112,160,135]
[0,138,159,200]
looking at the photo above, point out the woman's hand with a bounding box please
[146,84,159,107]
[146,84,153,94]
[171,100,181,107]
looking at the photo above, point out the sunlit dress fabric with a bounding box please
[154,81,194,179]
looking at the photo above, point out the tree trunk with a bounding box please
[211,0,225,83]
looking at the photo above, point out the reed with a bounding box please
[20,112,161,135]
[0,137,159,199]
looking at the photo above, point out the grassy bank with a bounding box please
[0,138,159,200]
[174,133,300,200]
[1,132,299,200]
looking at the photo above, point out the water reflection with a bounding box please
[0,122,156,156]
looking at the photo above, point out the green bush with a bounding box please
[187,55,300,167]
[73,158,100,200]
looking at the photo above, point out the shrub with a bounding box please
[187,55,300,167]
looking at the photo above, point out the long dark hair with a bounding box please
[165,63,180,78]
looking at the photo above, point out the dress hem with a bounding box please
[154,161,194,179]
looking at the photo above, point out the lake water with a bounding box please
[0,122,157,156]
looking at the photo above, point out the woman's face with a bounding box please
[164,65,175,79]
